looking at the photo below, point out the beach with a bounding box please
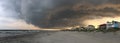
[0,31,120,43]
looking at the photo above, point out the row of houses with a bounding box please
[62,25,96,31]
[62,20,120,32]
[99,21,120,30]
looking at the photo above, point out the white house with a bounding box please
[106,21,120,30]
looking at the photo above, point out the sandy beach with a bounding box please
[0,31,120,43]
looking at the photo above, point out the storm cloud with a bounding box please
[21,0,120,29]
[0,0,40,30]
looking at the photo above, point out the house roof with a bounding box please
[99,24,106,26]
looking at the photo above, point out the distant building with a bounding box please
[106,21,112,30]
[99,21,120,30]
[99,24,107,30]
[80,27,85,29]
[106,21,120,30]
[86,25,95,30]
[112,21,120,28]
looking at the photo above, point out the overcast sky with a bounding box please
[0,0,120,29]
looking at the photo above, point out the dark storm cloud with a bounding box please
[21,0,120,29]
[83,7,120,17]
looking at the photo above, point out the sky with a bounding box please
[0,0,120,29]
[0,0,40,30]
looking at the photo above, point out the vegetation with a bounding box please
[61,27,120,33]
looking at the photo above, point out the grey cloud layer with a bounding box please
[20,0,120,29]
